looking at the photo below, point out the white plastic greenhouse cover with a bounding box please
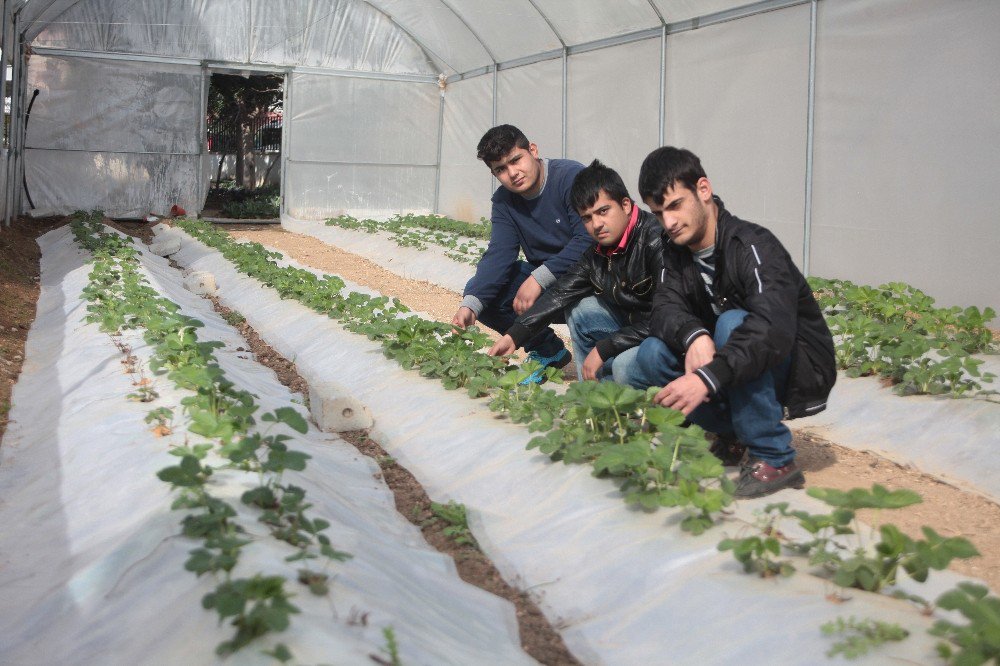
[2,0,999,311]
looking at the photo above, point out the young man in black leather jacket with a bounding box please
[630,146,836,499]
[488,160,664,384]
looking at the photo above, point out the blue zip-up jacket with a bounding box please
[462,159,593,311]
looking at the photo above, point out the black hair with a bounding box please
[570,159,630,213]
[476,124,530,163]
[637,146,707,205]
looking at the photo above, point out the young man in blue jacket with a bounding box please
[451,125,592,378]
[631,147,836,499]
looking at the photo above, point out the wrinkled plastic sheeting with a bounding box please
[809,0,1000,314]
[252,1,435,74]
[32,0,439,74]
[25,150,203,219]
[791,366,1000,502]
[32,0,249,63]
[664,4,811,266]
[23,54,204,218]
[164,224,967,665]
[27,55,203,155]
[0,226,532,665]
[438,74,493,224]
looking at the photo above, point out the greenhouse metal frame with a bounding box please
[1,0,997,311]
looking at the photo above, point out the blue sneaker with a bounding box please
[519,348,571,385]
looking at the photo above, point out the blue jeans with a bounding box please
[564,296,642,384]
[629,310,795,467]
[478,261,565,358]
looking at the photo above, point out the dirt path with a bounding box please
[219,224,1000,593]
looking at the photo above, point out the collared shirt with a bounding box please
[595,202,640,258]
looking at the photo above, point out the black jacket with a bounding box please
[508,209,665,360]
[649,198,836,419]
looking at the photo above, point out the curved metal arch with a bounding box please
[524,0,566,49]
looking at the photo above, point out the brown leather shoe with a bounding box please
[709,434,747,467]
[734,458,805,498]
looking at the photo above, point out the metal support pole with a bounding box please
[659,24,666,146]
[1,0,8,226]
[197,65,208,213]
[433,78,445,214]
[5,13,21,224]
[561,47,568,158]
[13,35,25,217]
[802,0,817,275]
[279,72,292,219]
[491,65,498,125]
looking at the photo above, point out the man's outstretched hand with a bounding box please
[488,334,517,357]
[653,373,710,416]
[513,276,542,315]
[451,306,477,331]
[581,348,603,381]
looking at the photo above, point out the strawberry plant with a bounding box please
[174,217,734,534]
[821,616,909,659]
[325,213,489,265]
[930,583,1000,664]
[809,276,996,399]
[71,213,352,660]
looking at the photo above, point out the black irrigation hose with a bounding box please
[22,88,40,210]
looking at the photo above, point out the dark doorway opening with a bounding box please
[204,72,283,220]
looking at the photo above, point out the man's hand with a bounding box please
[451,306,477,331]
[684,334,716,374]
[488,334,517,357]
[513,276,543,315]
[653,374,710,416]
[581,348,604,381]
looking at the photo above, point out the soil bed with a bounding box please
[219,223,1000,592]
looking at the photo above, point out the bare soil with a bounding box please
[219,224,1000,592]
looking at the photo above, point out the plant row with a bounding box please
[718,484,998,662]
[176,217,733,535]
[809,277,997,398]
[180,217,1000,662]
[325,213,490,265]
[71,211,351,661]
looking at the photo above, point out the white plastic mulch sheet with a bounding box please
[282,214,475,294]
[284,215,1000,504]
[0,227,532,665]
[161,224,971,665]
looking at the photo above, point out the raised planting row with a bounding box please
[809,277,996,399]
[177,216,733,534]
[73,211,346,658]
[47,215,526,663]
[164,218,997,663]
[311,214,997,401]
[325,212,490,265]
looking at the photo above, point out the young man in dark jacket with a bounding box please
[488,160,664,384]
[451,125,592,378]
[630,146,836,498]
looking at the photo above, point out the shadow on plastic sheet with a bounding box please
[0,228,81,652]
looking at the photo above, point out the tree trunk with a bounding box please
[215,152,226,187]
[239,120,256,188]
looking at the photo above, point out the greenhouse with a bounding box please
[1,0,999,664]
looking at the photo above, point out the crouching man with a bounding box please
[630,147,836,499]
[488,160,664,384]
[452,125,592,380]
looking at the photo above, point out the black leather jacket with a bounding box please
[650,197,836,419]
[507,209,665,360]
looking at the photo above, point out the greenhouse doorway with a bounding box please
[204,71,284,221]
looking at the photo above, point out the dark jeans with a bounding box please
[630,309,795,467]
[478,261,565,358]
